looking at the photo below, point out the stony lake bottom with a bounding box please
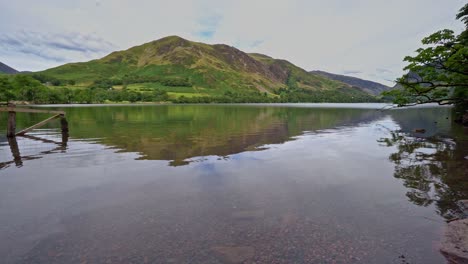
[0,103,467,264]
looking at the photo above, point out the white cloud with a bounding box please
[0,0,465,85]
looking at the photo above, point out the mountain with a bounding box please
[391,71,424,91]
[38,36,376,101]
[0,62,18,74]
[310,70,391,96]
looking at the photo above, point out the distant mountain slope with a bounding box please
[38,36,376,101]
[311,70,391,96]
[0,62,18,74]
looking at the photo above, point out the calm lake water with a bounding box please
[0,103,467,264]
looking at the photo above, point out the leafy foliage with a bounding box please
[385,4,468,108]
[0,75,169,104]
[0,73,380,104]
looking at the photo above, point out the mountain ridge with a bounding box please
[0,62,18,74]
[36,35,378,102]
[310,70,391,95]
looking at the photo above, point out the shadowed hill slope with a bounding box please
[311,70,391,95]
[0,62,18,74]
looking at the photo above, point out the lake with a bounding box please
[0,103,467,264]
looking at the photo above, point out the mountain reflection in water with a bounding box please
[0,104,467,264]
[2,105,384,167]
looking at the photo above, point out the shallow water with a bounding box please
[0,104,467,263]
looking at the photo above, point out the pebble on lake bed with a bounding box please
[440,219,468,264]
[211,246,255,263]
[460,200,468,210]
[231,210,264,220]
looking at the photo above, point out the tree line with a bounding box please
[0,75,169,104]
[0,74,380,104]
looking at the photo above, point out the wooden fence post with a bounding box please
[1,104,68,137]
[60,115,69,134]
[7,136,22,166]
[7,103,16,137]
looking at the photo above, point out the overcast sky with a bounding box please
[0,0,465,85]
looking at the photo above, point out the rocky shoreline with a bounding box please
[441,200,468,264]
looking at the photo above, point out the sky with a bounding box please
[0,0,465,86]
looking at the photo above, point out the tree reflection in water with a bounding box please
[379,129,468,220]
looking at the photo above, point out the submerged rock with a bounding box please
[440,219,468,264]
[413,128,426,133]
[463,112,468,126]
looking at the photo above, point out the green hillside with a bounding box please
[2,36,379,103]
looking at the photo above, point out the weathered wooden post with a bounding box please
[60,115,69,134]
[7,136,22,167]
[1,105,67,136]
[61,131,69,148]
[6,103,16,137]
